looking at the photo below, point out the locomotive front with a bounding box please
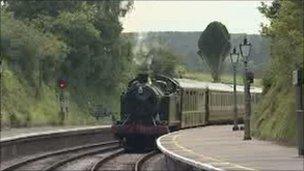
[111,74,169,150]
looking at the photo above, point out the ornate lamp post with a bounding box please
[230,47,240,131]
[239,37,252,140]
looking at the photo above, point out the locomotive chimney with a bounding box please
[138,73,149,83]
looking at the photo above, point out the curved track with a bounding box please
[134,151,160,171]
[1,141,119,171]
[91,150,160,171]
[2,141,163,171]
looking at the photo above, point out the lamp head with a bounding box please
[230,47,239,64]
[239,37,252,60]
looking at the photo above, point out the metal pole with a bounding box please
[295,68,303,156]
[243,61,252,140]
[59,90,65,125]
[233,65,239,131]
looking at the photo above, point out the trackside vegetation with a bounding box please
[0,1,183,128]
[252,0,303,144]
[1,0,301,147]
[1,1,135,127]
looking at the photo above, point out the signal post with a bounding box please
[58,79,68,125]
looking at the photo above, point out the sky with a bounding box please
[121,1,270,34]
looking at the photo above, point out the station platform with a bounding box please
[157,125,304,171]
[0,125,110,141]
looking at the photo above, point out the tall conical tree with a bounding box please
[198,21,231,82]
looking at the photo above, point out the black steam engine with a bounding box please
[111,73,181,150]
[111,73,261,151]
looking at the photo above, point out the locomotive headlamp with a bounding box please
[239,38,252,61]
[138,86,143,94]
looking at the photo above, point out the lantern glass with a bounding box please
[240,44,251,58]
[230,53,239,64]
[230,47,239,65]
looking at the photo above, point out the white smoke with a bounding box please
[132,32,162,68]
[132,32,148,65]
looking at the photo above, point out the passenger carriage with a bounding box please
[112,74,262,150]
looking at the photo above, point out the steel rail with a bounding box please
[90,148,125,171]
[2,140,118,171]
[43,144,120,171]
[134,150,159,171]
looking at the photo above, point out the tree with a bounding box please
[5,1,82,20]
[149,48,179,77]
[0,10,69,97]
[5,1,134,90]
[197,21,231,82]
[253,0,303,143]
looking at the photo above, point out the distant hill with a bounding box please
[123,32,270,77]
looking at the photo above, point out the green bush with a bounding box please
[253,1,303,143]
[1,2,134,128]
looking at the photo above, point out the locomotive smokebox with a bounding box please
[112,74,180,151]
[122,79,163,122]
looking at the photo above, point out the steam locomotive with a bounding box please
[111,73,261,150]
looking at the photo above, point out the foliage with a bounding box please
[253,0,304,143]
[131,35,180,77]
[124,32,270,77]
[197,21,231,82]
[0,11,68,89]
[1,1,134,127]
[1,68,102,127]
[135,47,180,77]
[149,48,179,77]
[4,1,82,19]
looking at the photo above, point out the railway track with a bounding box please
[2,140,162,171]
[1,141,119,171]
[134,151,160,171]
[1,126,114,161]
[91,150,160,171]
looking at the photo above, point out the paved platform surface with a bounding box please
[157,125,304,171]
[0,125,110,141]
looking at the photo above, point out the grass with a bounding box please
[182,72,262,87]
[1,68,114,128]
[252,85,297,145]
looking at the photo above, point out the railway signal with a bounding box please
[58,79,67,89]
[58,79,68,125]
